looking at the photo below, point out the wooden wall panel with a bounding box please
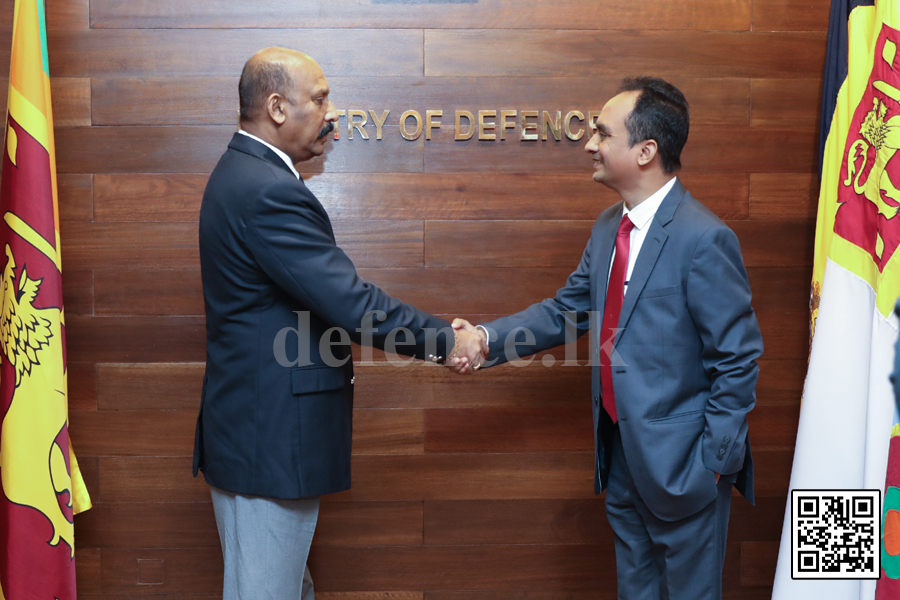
[48,30,424,77]
[93,174,206,221]
[308,544,615,591]
[75,548,102,595]
[100,548,222,594]
[757,359,806,406]
[424,31,825,78]
[56,126,424,174]
[62,268,94,315]
[91,76,751,127]
[31,0,827,596]
[68,361,98,411]
[352,362,591,410]
[424,126,817,174]
[92,172,750,222]
[424,499,608,545]
[58,173,93,221]
[75,503,218,549]
[424,408,593,453]
[425,221,593,268]
[740,541,780,586]
[66,316,206,363]
[98,457,209,503]
[60,222,199,270]
[749,173,818,220]
[353,409,425,455]
[751,79,821,129]
[88,0,751,30]
[97,363,204,411]
[315,501,424,546]
[752,0,831,31]
[340,454,596,501]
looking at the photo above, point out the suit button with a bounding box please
[724,436,731,443]
[717,455,724,461]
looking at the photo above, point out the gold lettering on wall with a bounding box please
[348,110,369,140]
[565,110,585,141]
[520,110,539,141]
[478,110,497,141]
[426,110,442,140]
[330,108,599,142]
[500,110,517,140]
[400,110,423,141]
[541,111,562,141]
[369,109,390,140]
[455,110,475,141]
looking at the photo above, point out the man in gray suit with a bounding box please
[455,77,763,599]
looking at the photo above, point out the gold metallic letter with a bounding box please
[478,110,497,141]
[348,110,369,140]
[564,110,585,141]
[455,110,475,140]
[520,110,539,141]
[369,110,390,140]
[426,110,443,140]
[400,110,423,141]
[541,111,562,141]
[500,110,517,140]
[334,109,346,140]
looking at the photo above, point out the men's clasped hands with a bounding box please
[445,318,489,375]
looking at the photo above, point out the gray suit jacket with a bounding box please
[482,179,763,522]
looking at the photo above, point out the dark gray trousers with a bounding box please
[605,426,735,600]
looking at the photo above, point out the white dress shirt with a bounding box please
[237,130,300,180]
[611,176,677,294]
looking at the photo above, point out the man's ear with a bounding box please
[265,93,287,125]
[637,139,658,167]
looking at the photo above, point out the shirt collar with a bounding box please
[623,176,677,230]
[237,130,300,180]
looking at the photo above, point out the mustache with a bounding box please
[317,122,335,140]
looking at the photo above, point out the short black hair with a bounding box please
[618,77,689,174]
[239,56,294,122]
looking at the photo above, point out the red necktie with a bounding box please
[600,215,635,423]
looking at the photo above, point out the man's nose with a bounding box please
[325,100,338,122]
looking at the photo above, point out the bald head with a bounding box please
[239,47,318,123]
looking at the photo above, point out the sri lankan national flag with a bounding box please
[0,1,91,599]
[770,0,900,599]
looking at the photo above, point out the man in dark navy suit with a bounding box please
[193,47,486,600]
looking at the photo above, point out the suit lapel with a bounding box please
[616,179,686,335]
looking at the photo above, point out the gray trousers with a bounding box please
[605,427,735,600]
[210,486,320,600]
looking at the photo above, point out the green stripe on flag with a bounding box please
[36,0,48,76]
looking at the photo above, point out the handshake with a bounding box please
[445,318,489,375]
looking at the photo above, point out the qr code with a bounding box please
[791,489,880,579]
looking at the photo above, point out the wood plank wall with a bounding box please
[0,0,829,597]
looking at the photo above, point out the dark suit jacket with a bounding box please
[482,179,764,522]
[193,133,453,499]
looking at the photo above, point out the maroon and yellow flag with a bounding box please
[0,0,91,598]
